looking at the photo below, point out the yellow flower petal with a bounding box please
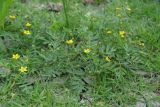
[19,66,28,73]
[12,53,20,60]
[23,30,31,35]
[105,56,111,62]
[9,15,16,21]
[66,39,74,45]
[84,49,91,54]
[25,22,32,27]
[119,31,125,38]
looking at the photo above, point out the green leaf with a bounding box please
[0,38,6,52]
[0,0,13,28]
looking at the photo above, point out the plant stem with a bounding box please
[62,0,69,27]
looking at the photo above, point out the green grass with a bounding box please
[0,0,160,106]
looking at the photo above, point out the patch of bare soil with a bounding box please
[47,2,63,12]
[28,2,63,12]
[81,0,95,5]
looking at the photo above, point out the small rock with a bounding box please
[81,0,95,5]
[47,2,63,12]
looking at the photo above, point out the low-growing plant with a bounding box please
[0,0,160,106]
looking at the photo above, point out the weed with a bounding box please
[0,0,160,106]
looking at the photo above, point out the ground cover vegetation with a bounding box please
[0,0,160,106]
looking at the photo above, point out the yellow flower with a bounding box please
[25,22,32,27]
[119,31,125,38]
[9,15,16,21]
[19,66,28,73]
[107,31,112,34]
[12,53,20,60]
[23,30,31,35]
[66,39,74,45]
[105,56,111,62]
[84,48,91,54]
